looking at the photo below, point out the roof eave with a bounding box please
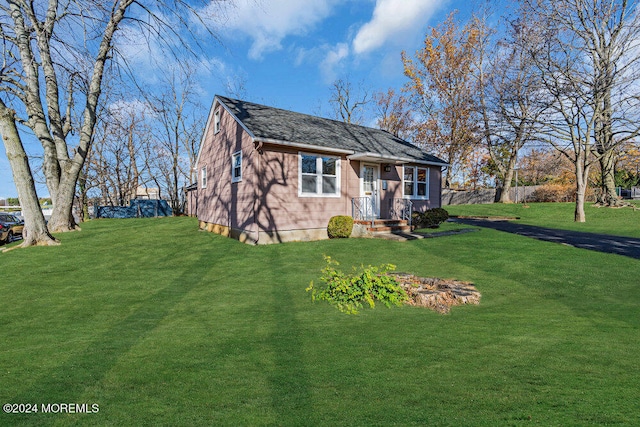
[347,152,449,167]
[253,137,354,155]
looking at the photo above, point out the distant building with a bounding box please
[0,198,6,207]
[135,187,160,200]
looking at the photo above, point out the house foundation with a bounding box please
[198,220,329,245]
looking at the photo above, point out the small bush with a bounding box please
[428,207,449,224]
[327,215,353,238]
[412,207,449,229]
[306,256,408,314]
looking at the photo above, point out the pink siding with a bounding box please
[196,101,444,241]
[408,166,443,212]
[196,104,258,234]
[254,145,355,233]
[378,165,443,214]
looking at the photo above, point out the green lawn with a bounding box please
[445,201,640,237]
[1,209,639,425]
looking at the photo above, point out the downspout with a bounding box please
[346,158,350,217]
[439,166,447,208]
[253,139,264,244]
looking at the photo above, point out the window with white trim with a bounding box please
[299,153,340,197]
[232,151,242,183]
[403,166,414,196]
[403,166,429,199]
[214,109,221,133]
[201,166,207,189]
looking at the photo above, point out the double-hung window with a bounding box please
[201,166,207,189]
[403,166,429,199]
[299,153,340,197]
[232,151,242,183]
[403,167,414,196]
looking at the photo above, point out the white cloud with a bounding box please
[352,0,442,55]
[320,43,350,83]
[217,0,342,60]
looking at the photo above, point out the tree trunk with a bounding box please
[574,160,590,223]
[48,168,81,233]
[575,188,586,222]
[0,103,58,247]
[598,149,619,206]
[77,167,90,222]
[498,171,514,203]
[498,154,518,203]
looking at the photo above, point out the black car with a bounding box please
[0,213,24,244]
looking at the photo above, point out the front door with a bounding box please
[361,164,380,218]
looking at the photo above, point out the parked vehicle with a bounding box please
[0,213,24,244]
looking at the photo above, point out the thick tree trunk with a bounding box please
[498,157,518,203]
[597,149,619,206]
[0,103,58,247]
[48,168,81,233]
[10,0,134,235]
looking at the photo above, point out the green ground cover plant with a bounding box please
[306,256,407,314]
[1,211,639,425]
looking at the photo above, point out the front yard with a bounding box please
[1,204,639,425]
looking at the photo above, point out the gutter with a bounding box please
[253,137,354,155]
[254,137,449,167]
[347,152,449,167]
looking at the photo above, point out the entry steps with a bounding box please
[354,219,411,234]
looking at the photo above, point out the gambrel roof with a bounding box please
[214,95,448,167]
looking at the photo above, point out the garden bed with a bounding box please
[392,273,481,314]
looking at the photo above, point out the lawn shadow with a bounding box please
[6,249,215,421]
[265,251,313,423]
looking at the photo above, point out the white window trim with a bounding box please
[298,152,341,198]
[214,109,221,134]
[231,151,242,183]
[201,166,207,189]
[402,165,430,200]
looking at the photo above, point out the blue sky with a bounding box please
[0,0,487,199]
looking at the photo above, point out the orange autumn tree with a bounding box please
[374,88,414,140]
[402,12,482,188]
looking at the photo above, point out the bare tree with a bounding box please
[329,78,370,124]
[0,0,139,245]
[0,0,226,247]
[525,0,640,221]
[87,100,152,207]
[478,10,545,203]
[147,69,204,214]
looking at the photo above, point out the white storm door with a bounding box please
[361,164,380,218]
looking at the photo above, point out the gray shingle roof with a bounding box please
[216,95,447,166]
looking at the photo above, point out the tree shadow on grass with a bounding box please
[5,250,215,424]
[265,252,313,423]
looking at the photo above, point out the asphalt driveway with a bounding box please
[451,217,640,260]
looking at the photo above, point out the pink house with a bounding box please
[188,96,448,244]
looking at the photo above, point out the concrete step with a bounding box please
[354,219,408,226]
[367,225,412,233]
